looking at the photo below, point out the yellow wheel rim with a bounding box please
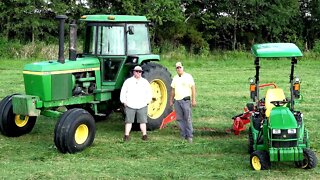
[252,156,262,170]
[15,115,29,127]
[75,124,89,144]
[301,156,308,168]
[148,79,167,119]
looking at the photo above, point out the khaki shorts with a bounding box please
[125,106,148,123]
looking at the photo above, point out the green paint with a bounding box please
[51,74,72,100]
[12,95,41,116]
[24,74,52,101]
[42,95,95,108]
[23,57,100,72]
[269,147,303,162]
[80,15,148,22]
[251,43,303,58]
[269,107,297,129]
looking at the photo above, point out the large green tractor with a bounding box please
[248,43,317,170]
[0,15,172,153]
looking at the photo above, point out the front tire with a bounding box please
[295,149,317,169]
[0,94,37,137]
[54,108,96,154]
[141,62,172,130]
[250,150,271,170]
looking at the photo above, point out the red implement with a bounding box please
[232,107,253,135]
[160,111,176,129]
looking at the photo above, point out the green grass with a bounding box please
[0,54,320,179]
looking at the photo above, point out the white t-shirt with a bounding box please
[120,76,152,109]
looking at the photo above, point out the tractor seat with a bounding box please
[265,88,286,118]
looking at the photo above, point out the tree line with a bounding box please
[0,0,319,53]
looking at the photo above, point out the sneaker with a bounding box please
[123,135,130,141]
[142,135,148,141]
[187,137,193,143]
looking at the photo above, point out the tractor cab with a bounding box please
[79,15,159,87]
[247,43,317,170]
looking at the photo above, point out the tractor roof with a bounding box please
[80,15,148,22]
[251,43,303,58]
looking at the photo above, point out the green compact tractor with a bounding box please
[0,15,172,153]
[248,43,317,170]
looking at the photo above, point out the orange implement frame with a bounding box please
[160,111,176,129]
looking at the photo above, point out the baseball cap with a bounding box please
[175,62,183,68]
[133,66,143,71]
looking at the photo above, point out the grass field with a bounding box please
[0,53,319,179]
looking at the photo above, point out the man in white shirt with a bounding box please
[120,66,152,141]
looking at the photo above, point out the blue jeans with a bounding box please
[174,99,193,138]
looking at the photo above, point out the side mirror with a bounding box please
[128,26,134,35]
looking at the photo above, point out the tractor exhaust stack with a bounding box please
[56,15,68,64]
[69,20,77,61]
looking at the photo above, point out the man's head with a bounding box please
[175,62,184,75]
[133,66,143,79]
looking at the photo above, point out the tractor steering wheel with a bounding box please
[270,100,288,107]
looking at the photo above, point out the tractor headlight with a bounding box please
[272,129,281,134]
[248,77,254,83]
[288,129,296,134]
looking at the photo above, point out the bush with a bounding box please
[0,38,23,58]
[0,39,84,60]
[312,39,320,54]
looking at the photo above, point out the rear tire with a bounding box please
[141,62,172,130]
[0,94,37,137]
[54,108,96,154]
[250,150,271,170]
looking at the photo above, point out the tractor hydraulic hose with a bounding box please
[56,15,68,64]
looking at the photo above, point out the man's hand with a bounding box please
[192,99,196,107]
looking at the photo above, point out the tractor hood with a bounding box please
[269,107,298,129]
[23,57,100,73]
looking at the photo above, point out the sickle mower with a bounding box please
[231,83,278,135]
[236,43,317,170]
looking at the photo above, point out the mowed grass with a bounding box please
[0,54,320,179]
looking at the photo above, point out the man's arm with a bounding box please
[191,85,196,107]
[170,88,175,107]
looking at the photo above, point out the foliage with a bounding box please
[0,0,320,52]
[0,38,23,58]
[313,39,320,53]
